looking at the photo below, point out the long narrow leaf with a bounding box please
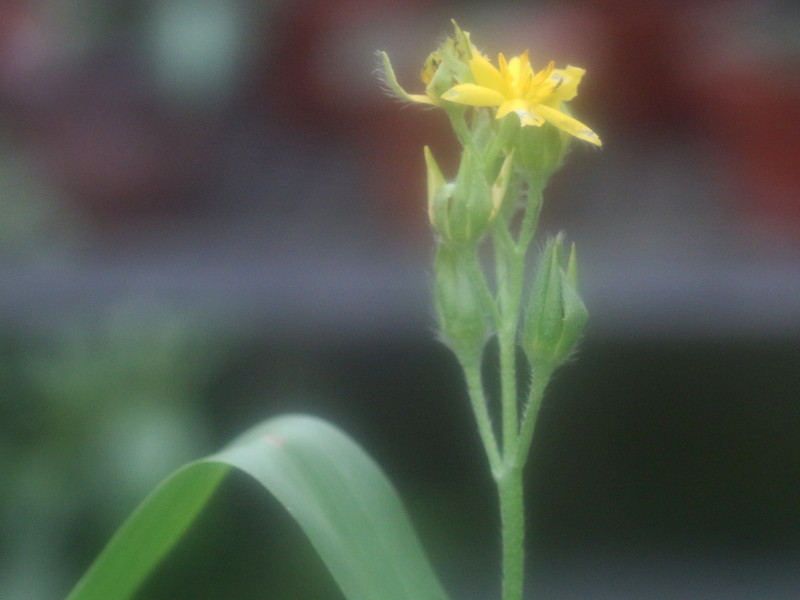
[65,414,450,600]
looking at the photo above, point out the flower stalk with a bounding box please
[381,21,598,600]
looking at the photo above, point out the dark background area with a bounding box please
[1,0,799,598]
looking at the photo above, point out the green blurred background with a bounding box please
[1,0,799,598]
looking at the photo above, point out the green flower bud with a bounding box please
[425,146,514,244]
[433,242,492,360]
[521,235,588,375]
[514,118,572,178]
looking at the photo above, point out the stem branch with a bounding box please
[515,371,550,469]
[462,354,502,475]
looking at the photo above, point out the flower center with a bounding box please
[499,52,558,104]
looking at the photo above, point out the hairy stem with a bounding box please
[461,354,502,476]
[498,466,525,600]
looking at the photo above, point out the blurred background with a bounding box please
[1,0,799,598]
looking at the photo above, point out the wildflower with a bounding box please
[441,52,602,146]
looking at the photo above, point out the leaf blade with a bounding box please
[65,461,230,600]
[65,414,450,600]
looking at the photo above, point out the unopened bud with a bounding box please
[426,147,515,243]
[433,243,492,360]
[515,119,571,177]
[425,147,487,243]
[521,235,588,374]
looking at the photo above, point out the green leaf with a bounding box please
[65,414,450,600]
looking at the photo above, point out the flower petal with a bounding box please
[501,53,517,82]
[548,65,585,103]
[515,51,534,89]
[442,83,506,107]
[496,99,544,127]
[531,60,555,87]
[536,103,602,146]
[469,54,508,94]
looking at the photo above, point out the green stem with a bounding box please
[515,176,544,254]
[493,220,527,459]
[514,370,550,469]
[492,175,548,600]
[447,109,472,149]
[492,218,527,600]
[497,315,519,458]
[459,249,502,474]
[498,466,525,600]
[461,353,502,476]
[495,266,524,600]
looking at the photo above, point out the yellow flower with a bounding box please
[441,51,601,146]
